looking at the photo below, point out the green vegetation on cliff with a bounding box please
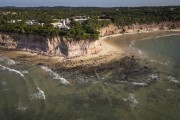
[0,6,179,39]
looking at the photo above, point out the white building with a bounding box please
[51,19,70,30]
[73,16,89,23]
[25,20,44,26]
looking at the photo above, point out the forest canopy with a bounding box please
[0,6,179,40]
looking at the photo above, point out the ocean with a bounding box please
[0,32,180,120]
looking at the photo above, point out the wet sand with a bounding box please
[0,30,180,72]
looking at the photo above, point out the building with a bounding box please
[25,20,44,26]
[73,16,89,23]
[51,21,70,29]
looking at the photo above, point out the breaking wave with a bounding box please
[0,55,16,65]
[148,74,158,80]
[21,70,28,74]
[138,49,143,55]
[129,40,136,48]
[122,94,138,109]
[0,64,24,77]
[41,66,69,85]
[30,87,46,100]
[131,82,147,86]
[155,34,180,39]
[15,102,28,111]
[120,81,147,87]
[167,76,179,84]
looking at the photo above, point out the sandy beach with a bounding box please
[0,30,180,71]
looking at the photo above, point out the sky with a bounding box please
[0,0,179,7]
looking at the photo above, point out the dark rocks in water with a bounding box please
[120,74,127,80]
[37,63,45,66]
[115,56,152,81]
[54,55,153,86]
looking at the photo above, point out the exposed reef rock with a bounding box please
[0,34,102,57]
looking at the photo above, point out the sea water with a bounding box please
[0,32,180,120]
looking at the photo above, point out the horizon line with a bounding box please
[0,5,179,8]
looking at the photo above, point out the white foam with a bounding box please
[120,81,147,87]
[141,37,152,40]
[129,40,135,48]
[167,89,173,92]
[150,59,169,66]
[138,49,143,55]
[131,82,147,86]
[150,59,157,62]
[149,74,158,80]
[155,34,180,39]
[120,81,128,83]
[0,56,15,65]
[41,66,69,85]
[21,70,28,74]
[15,102,28,111]
[6,59,16,65]
[159,61,170,66]
[167,76,179,84]
[0,64,24,77]
[30,87,46,100]
[122,94,138,109]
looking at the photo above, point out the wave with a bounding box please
[120,74,158,87]
[30,87,46,100]
[150,59,157,62]
[167,89,173,92]
[131,82,147,86]
[150,59,169,66]
[0,55,15,65]
[149,74,158,80]
[138,49,143,55]
[155,34,180,39]
[141,37,152,40]
[0,64,24,77]
[129,40,136,48]
[167,76,179,84]
[21,70,28,74]
[41,66,69,85]
[138,49,148,58]
[15,102,28,111]
[122,94,138,109]
[120,81,147,87]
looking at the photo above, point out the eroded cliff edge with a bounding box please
[99,22,180,36]
[0,34,102,57]
[0,22,180,57]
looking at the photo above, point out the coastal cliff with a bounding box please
[0,33,102,57]
[99,22,180,36]
[0,22,180,57]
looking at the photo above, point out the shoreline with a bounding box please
[0,30,180,70]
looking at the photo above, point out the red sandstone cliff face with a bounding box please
[0,33,102,57]
[0,22,179,57]
[99,24,120,37]
[99,22,180,36]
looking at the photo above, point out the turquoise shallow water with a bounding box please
[0,33,180,120]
